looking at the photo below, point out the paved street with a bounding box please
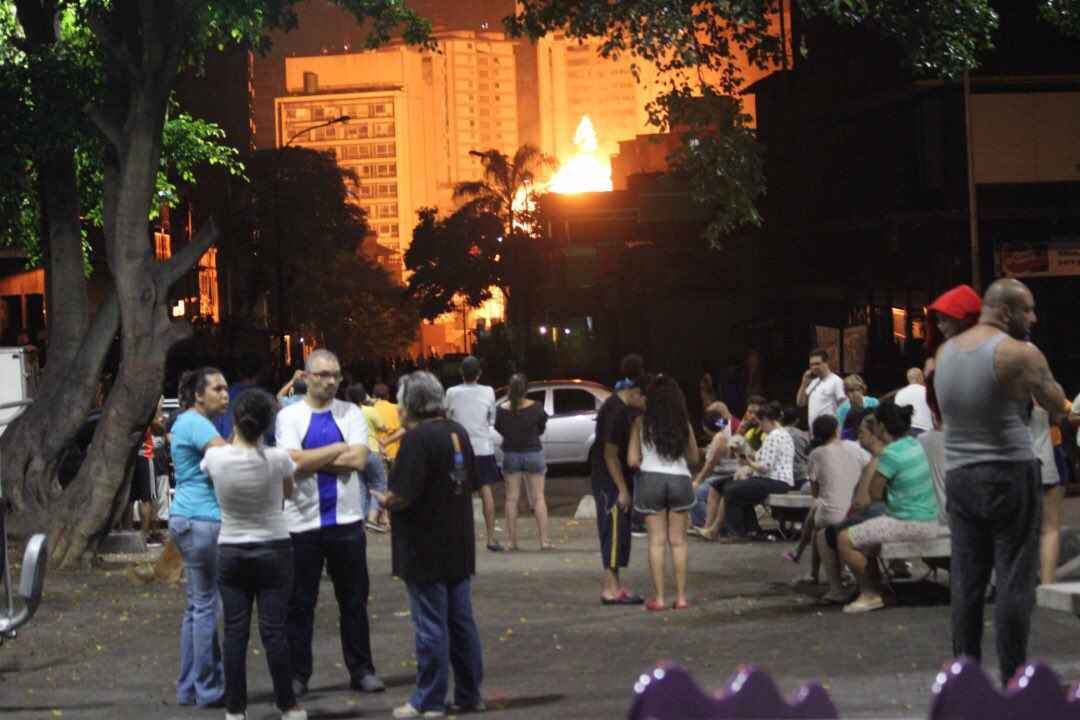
[2,474,1080,720]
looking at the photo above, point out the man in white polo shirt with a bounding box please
[795,348,847,426]
[277,349,384,698]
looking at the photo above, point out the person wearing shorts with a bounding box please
[446,357,505,551]
[591,376,646,605]
[627,376,699,611]
[837,403,941,614]
[494,373,552,551]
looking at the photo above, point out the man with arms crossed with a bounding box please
[934,278,1066,684]
[277,349,385,697]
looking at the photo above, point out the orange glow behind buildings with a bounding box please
[547,115,614,194]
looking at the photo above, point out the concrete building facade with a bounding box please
[274,32,519,276]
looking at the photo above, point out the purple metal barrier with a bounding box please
[626,663,840,720]
[928,656,1080,720]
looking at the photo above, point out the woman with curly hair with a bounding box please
[628,375,699,610]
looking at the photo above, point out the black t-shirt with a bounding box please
[591,394,632,493]
[389,418,478,584]
[494,402,548,452]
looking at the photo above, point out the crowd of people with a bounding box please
[155,276,1078,719]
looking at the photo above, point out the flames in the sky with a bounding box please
[547,115,613,194]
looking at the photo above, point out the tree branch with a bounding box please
[156,217,218,289]
[84,103,126,152]
[85,14,140,80]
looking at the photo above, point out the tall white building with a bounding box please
[274,32,519,276]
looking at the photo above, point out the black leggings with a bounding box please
[722,477,791,536]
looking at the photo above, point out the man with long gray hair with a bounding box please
[373,371,484,718]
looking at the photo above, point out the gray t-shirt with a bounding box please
[807,440,870,526]
[785,426,811,482]
[446,383,496,456]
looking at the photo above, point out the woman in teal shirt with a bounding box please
[837,402,941,614]
[836,374,879,429]
[169,368,229,707]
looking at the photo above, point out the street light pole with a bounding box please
[273,114,350,375]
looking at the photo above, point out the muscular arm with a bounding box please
[1001,343,1066,422]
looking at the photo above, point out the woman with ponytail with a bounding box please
[836,402,941,614]
[202,390,306,720]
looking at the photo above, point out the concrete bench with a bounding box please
[1036,582,1080,618]
[764,493,813,538]
[879,532,951,561]
[877,528,951,599]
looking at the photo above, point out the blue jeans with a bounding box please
[359,452,388,516]
[169,516,225,706]
[690,483,711,528]
[219,540,295,713]
[405,578,484,713]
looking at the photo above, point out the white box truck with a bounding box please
[0,347,38,438]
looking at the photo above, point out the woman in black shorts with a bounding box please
[628,376,699,610]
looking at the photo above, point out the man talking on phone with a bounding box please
[796,348,847,427]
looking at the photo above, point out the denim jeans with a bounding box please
[946,460,1041,684]
[359,452,388,516]
[690,482,711,528]
[219,540,295,713]
[405,578,483,713]
[287,521,375,686]
[168,516,225,706]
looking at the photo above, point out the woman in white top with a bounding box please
[628,376,699,611]
[202,390,306,720]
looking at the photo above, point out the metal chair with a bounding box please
[627,663,840,720]
[0,399,48,645]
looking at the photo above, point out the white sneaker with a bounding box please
[281,708,307,720]
[225,713,246,720]
[392,701,445,718]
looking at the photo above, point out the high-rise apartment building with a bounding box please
[536,34,661,159]
[274,32,519,276]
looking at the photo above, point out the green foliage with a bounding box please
[799,0,997,75]
[222,147,416,357]
[1041,0,1080,38]
[507,0,1002,245]
[404,207,504,321]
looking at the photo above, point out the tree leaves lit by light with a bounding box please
[508,0,1004,246]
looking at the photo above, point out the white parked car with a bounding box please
[495,380,612,466]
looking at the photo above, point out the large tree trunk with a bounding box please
[47,1,213,567]
[1,2,121,529]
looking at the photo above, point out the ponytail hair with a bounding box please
[874,401,914,438]
[810,414,839,449]
[232,390,276,444]
[507,373,528,412]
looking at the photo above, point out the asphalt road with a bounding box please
[3,478,1080,720]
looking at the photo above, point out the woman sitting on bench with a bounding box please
[837,402,941,614]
